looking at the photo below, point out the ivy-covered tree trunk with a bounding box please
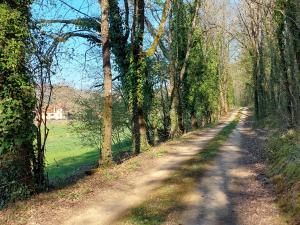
[109,0,130,78]
[169,0,186,138]
[286,1,300,125]
[99,0,113,166]
[250,51,260,119]
[160,80,170,140]
[131,0,150,154]
[257,33,266,119]
[170,75,182,138]
[0,1,36,207]
[169,0,200,137]
[277,19,297,128]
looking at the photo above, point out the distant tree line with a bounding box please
[237,0,300,128]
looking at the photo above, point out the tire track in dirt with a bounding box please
[177,109,287,225]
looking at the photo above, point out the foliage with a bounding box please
[71,93,131,152]
[240,0,300,126]
[0,3,36,208]
[264,130,300,224]
[237,1,300,222]
[170,0,188,68]
[199,42,221,121]
[184,29,227,126]
[0,0,243,208]
[71,94,103,149]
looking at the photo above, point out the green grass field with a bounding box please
[45,122,131,185]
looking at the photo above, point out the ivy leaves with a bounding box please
[0,1,36,206]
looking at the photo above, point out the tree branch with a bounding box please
[38,17,99,32]
[57,0,100,24]
[93,75,122,88]
[145,16,170,59]
[144,0,172,57]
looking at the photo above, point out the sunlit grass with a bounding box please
[45,121,131,185]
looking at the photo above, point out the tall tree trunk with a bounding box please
[258,33,266,118]
[190,108,198,130]
[170,60,182,138]
[178,90,185,132]
[169,0,200,137]
[160,80,169,139]
[252,53,260,119]
[0,1,35,205]
[138,106,150,151]
[278,21,296,128]
[287,3,300,124]
[170,92,180,137]
[100,0,113,166]
[131,0,150,154]
[132,93,141,154]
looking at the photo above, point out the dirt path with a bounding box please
[56,112,238,225]
[177,109,287,225]
[1,109,287,225]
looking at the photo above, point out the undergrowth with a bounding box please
[264,129,300,225]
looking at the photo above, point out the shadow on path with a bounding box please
[114,117,240,225]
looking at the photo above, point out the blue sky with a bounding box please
[32,0,159,90]
[31,0,240,90]
[32,0,101,90]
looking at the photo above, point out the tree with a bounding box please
[30,25,57,190]
[236,0,299,128]
[169,0,197,138]
[274,0,299,128]
[128,0,171,153]
[0,0,36,206]
[99,0,113,166]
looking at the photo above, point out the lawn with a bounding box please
[45,121,131,185]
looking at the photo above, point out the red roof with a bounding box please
[46,104,66,113]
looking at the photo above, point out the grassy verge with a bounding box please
[46,122,131,185]
[116,114,240,225]
[264,129,300,225]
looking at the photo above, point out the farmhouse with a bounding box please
[46,104,70,120]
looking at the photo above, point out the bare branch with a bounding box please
[43,31,101,44]
[57,0,100,24]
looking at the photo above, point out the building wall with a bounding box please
[46,108,68,120]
